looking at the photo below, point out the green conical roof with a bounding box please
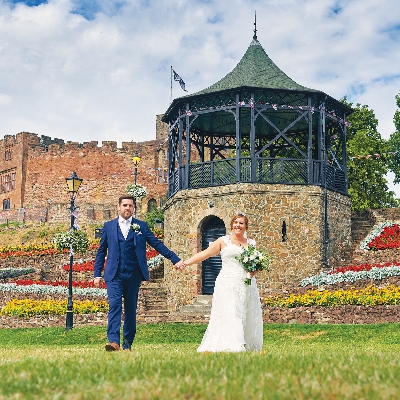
[191,38,316,96]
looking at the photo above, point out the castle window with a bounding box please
[2,198,10,210]
[157,169,168,184]
[0,168,16,193]
[5,147,12,161]
[10,172,16,190]
[147,198,157,212]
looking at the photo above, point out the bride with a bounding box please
[183,212,263,352]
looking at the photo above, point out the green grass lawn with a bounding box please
[0,323,399,399]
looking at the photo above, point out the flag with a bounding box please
[172,69,188,92]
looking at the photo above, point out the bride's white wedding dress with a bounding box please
[197,235,263,352]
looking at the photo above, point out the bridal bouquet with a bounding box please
[236,245,270,285]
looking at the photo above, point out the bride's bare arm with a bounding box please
[183,237,224,266]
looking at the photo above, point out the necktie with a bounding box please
[121,220,129,239]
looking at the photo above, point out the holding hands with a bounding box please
[174,260,186,270]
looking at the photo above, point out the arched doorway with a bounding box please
[201,216,226,294]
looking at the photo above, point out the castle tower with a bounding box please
[162,32,353,307]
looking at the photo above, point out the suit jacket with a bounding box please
[94,218,180,282]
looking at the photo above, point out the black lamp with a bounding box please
[65,171,83,330]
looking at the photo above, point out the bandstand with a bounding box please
[162,29,353,307]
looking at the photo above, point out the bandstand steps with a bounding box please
[140,281,170,317]
[176,295,212,316]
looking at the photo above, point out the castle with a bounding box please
[0,115,170,224]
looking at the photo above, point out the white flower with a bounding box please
[53,230,89,254]
[131,223,141,233]
[126,184,147,199]
[300,265,400,287]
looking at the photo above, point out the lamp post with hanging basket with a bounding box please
[126,151,147,217]
[65,171,83,330]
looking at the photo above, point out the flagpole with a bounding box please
[170,66,173,104]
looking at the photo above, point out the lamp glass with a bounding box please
[132,155,141,166]
[66,172,83,193]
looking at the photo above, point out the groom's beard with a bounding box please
[120,208,134,219]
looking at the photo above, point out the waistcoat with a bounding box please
[117,226,139,273]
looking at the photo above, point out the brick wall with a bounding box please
[0,115,169,222]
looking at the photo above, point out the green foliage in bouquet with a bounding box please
[236,244,271,284]
[53,230,89,254]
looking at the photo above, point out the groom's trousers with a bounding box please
[106,267,144,346]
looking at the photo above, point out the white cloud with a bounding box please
[0,0,399,196]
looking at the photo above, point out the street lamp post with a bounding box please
[132,151,141,217]
[65,171,83,330]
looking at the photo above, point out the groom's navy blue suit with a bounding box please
[94,217,180,348]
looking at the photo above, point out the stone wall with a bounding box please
[163,183,351,309]
[326,190,353,266]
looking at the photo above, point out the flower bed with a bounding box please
[300,263,400,287]
[0,299,108,317]
[12,279,107,288]
[265,285,400,308]
[61,251,163,272]
[360,222,400,250]
[0,240,100,258]
[0,268,35,280]
[0,282,108,297]
[330,261,400,274]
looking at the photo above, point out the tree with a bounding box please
[387,92,400,184]
[145,206,164,230]
[341,98,398,210]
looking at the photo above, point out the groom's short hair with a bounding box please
[118,195,135,205]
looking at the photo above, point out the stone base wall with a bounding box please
[163,183,351,309]
[326,190,353,266]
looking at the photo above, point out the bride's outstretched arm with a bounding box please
[183,237,224,266]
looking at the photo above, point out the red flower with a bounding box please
[367,224,400,251]
[329,261,400,274]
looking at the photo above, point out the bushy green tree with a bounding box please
[145,206,164,230]
[342,98,398,210]
[387,92,400,184]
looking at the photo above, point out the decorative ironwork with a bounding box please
[162,37,352,199]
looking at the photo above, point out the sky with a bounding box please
[1,0,399,195]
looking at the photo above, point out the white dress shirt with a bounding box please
[118,216,132,240]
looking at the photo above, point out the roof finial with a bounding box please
[253,10,257,41]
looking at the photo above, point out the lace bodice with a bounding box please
[219,235,256,278]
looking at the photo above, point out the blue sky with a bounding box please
[1,0,400,194]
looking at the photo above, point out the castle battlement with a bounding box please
[1,115,169,213]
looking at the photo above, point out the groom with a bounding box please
[94,195,184,351]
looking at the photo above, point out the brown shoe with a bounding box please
[105,342,120,351]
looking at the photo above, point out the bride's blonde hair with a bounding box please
[230,212,248,230]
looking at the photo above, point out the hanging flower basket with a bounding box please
[53,230,89,254]
[126,183,147,199]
